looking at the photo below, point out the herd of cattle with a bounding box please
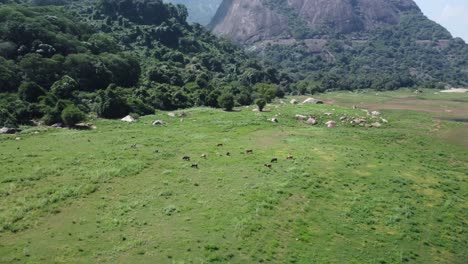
[181,145,294,169]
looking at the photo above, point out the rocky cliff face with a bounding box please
[209,0,420,43]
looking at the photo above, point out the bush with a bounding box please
[50,75,79,98]
[255,98,266,112]
[95,84,130,118]
[61,105,86,126]
[18,82,46,102]
[217,93,234,111]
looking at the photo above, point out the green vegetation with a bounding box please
[0,0,286,127]
[0,90,466,263]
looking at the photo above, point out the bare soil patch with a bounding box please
[336,98,468,119]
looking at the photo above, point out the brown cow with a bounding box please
[246,150,253,154]
[287,155,294,160]
[264,164,272,168]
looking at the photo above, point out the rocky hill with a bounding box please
[210,0,421,43]
[208,0,468,90]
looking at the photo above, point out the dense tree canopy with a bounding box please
[0,0,284,126]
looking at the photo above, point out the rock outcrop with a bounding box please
[209,0,420,44]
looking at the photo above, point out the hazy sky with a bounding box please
[414,0,468,42]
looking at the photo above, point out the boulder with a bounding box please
[121,115,136,122]
[340,116,347,121]
[325,121,337,128]
[152,120,164,126]
[371,111,380,116]
[302,98,324,104]
[168,112,176,117]
[372,122,382,128]
[51,123,63,128]
[351,118,366,124]
[0,127,19,134]
[290,99,298,104]
[306,118,317,125]
[295,114,308,121]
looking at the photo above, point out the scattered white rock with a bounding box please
[372,122,382,128]
[302,98,324,104]
[381,118,388,123]
[306,118,317,125]
[270,118,279,123]
[152,120,164,126]
[167,112,176,117]
[1,127,18,134]
[290,99,298,104]
[15,137,21,141]
[295,114,308,121]
[121,115,136,122]
[325,121,337,128]
[371,111,381,116]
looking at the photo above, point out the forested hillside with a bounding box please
[260,9,468,93]
[0,0,286,127]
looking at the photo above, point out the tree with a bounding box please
[61,105,86,126]
[50,75,79,98]
[0,57,20,92]
[96,84,130,118]
[18,82,46,102]
[217,93,234,111]
[255,98,266,112]
[254,83,278,102]
[100,52,140,87]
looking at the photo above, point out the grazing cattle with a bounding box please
[182,156,190,161]
[245,150,253,154]
[130,144,137,148]
[217,143,223,147]
[271,158,278,163]
[191,163,198,169]
[154,149,159,153]
[264,164,272,168]
[201,154,207,159]
[287,155,294,160]
[226,152,231,156]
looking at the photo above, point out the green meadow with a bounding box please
[0,90,467,263]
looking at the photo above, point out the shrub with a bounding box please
[50,75,79,99]
[61,105,86,126]
[255,98,266,112]
[217,93,234,111]
[18,82,46,102]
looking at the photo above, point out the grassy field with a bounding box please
[0,90,467,263]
